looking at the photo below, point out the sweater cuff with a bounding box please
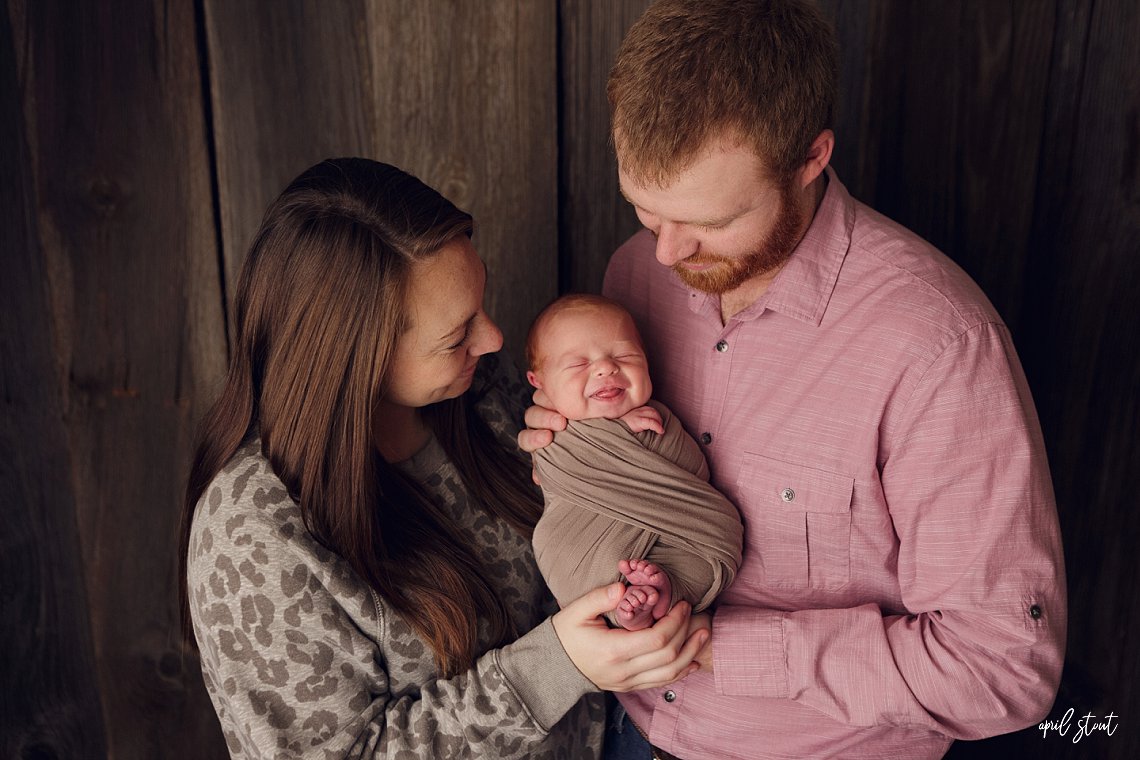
[712,605,790,698]
[495,617,598,731]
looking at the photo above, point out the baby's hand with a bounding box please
[619,405,664,435]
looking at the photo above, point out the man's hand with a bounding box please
[518,388,566,454]
[618,405,665,435]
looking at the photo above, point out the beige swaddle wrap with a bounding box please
[532,400,743,615]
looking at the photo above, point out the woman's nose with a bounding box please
[470,313,503,356]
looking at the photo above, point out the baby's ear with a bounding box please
[526,370,542,390]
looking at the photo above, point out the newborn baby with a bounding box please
[525,293,743,630]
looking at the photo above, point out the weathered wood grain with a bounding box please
[814,0,888,201]
[3,0,228,756]
[205,0,556,360]
[364,0,558,357]
[1,5,107,757]
[202,0,373,320]
[558,0,651,295]
[1012,1,1140,757]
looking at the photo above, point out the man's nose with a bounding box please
[654,222,698,266]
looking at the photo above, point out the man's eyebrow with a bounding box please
[619,186,740,227]
[691,212,737,227]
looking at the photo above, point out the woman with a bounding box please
[178,158,704,759]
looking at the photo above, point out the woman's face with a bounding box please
[383,237,503,409]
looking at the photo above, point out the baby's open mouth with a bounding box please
[591,386,625,400]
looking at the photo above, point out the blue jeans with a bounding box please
[603,697,653,760]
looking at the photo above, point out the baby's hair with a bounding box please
[526,293,637,371]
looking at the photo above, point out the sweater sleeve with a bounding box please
[187,464,594,759]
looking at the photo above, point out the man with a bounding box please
[522,1,1066,758]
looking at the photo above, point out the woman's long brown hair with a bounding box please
[178,158,541,676]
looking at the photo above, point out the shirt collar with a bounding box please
[685,167,855,326]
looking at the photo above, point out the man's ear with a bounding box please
[797,129,834,189]
[526,370,542,390]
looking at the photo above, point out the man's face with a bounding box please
[618,135,805,294]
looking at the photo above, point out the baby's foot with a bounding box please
[616,585,660,630]
[618,559,673,622]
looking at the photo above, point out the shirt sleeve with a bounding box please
[188,492,594,759]
[710,322,1066,739]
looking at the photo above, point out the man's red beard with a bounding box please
[672,180,805,294]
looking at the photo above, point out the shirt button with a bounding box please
[1029,604,1043,619]
[715,340,728,352]
[699,432,712,445]
[781,487,796,502]
[663,690,676,703]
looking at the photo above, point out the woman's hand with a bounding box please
[551,583,708,692]
[687,612,713,672]
[518,389,565,454]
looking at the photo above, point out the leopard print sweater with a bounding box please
[187,355,605,758]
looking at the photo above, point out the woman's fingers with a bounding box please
[615,628,702,692]
[552,586,707,692]
[559,582,624,622]
[523,404,566,433]
[518,426,554,454]
[531,388,554,410]
[621,624,708,690]
[518,397,566,453]
[617,601,692,671]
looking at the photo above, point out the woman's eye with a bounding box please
[448,325,471,350]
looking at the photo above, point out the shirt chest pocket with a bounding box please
[736,453,854,590]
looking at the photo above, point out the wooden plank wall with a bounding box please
[2,0,228,757]
[203,0,557,359]
[1,3,108,755]
[2,1,1137,758]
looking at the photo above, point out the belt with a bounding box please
[631,719,683,760]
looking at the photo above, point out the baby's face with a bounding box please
[527,307,652,421]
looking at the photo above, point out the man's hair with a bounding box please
[526,293,638,372]
[608,0,839,185]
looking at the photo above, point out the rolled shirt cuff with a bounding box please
[495,617,599,731]
[712,605,790,698]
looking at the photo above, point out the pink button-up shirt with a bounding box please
[604,170,1065,759]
